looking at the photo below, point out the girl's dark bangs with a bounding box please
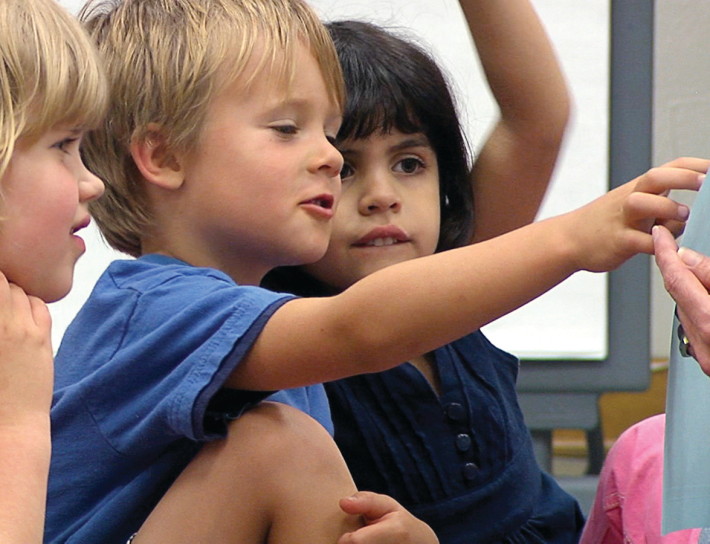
[338,79,424,141]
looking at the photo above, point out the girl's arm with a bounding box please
[463,0,571,242]
[0,275,53,543]
[231,157,707,391]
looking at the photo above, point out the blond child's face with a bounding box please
[302,129,441,291]
[171,42,343,284]
[0,127,104,302]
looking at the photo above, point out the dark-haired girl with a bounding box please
[264,1,585,541]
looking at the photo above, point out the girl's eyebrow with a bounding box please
[339,135,432,156]
[388,136,431,153]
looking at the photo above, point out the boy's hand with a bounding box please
[0,271,53,424]
[562,157,708,273]
[337,492,438,544]
[654,224,710,373]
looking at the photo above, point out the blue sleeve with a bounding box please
[53,261,294,457]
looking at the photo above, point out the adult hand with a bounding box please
[653,225,710,372]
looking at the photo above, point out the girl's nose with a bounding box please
[359,176,401,215]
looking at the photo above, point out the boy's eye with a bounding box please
[394,157,425,174]
[272,124,298,136]
[52,137,80,154]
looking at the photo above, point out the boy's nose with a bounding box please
[79,164,105,202]
[312,137,344,179]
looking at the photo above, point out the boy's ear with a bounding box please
[130,123,184,190]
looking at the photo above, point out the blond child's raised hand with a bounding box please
[0,271,53,543]
[337,492,438,544]
[555,157,708,274]
[0,271,53,421]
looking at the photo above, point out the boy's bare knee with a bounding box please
[134,402,359,543]
[230,400,325,438]
[223,401,349,478]
[193,401,357,519]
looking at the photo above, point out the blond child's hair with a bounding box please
[80,0,345,258]
[0,0,107,180]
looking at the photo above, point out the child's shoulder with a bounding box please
[61,255,295,370]
[101,254,293,311]
[106,254,236,292]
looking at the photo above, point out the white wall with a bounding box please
[59,1,705,366]
[53,0,612,360]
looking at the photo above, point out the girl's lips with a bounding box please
[354,225,410,247]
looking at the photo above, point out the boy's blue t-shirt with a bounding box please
[45,255,331,543]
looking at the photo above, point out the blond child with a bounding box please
[46,0,707,542]
[0,0,106,541]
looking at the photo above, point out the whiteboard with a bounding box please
[53,0,610,360]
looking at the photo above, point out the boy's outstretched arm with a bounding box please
[654,224,710,372]
[0,272,53,543]
[462,0,571,242]
[337,492,438,544]
[232,157,708,391]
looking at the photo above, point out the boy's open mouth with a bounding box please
[302,194,334,209]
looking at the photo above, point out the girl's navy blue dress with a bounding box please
[326,331,584,544]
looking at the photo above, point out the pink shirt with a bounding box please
[580,414,702,544]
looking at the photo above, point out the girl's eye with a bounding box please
[339,162,354,180]
[394,156,425,174]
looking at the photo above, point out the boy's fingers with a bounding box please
[660,156,710,172]
[632,166,704,195]
[623,192,690,226]
[654,218,686,239]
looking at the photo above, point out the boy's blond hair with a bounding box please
[0,0,107,179]
[80,0,345,258]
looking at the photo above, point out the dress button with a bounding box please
[455,433,472,452]
[445,402,466,421]
[463,462,478,481]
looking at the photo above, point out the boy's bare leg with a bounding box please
[133,402,362,543]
